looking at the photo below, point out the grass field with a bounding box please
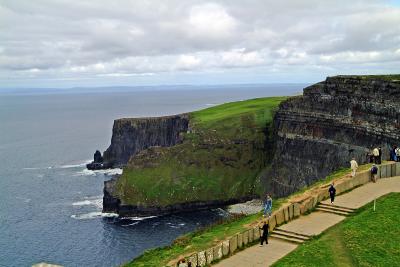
[273,193,400,267]
[114,97,287,206]
[123,166,358,267]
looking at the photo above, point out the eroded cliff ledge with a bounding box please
[265,75,400,197]
[103,114,189,167]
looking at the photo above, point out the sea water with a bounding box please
[0,84,303,267]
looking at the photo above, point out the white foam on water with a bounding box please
[74,168,123,176]
[60,160,92,169]
[72,195,103,209]
[23,166,54,170]
[121,222,140,227]
[205,103,218,106]
[120,215,157,221]
[71,212,118,220]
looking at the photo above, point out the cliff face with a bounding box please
[101,97,285,216]
[103,114,189,166]
[266,76,400,197]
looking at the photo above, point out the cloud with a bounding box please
[0,0,399,87]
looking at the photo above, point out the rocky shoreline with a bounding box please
[226,199,263,215]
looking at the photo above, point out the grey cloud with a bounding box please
[0,0,399,84]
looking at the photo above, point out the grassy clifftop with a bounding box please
[273,193,400,267]
[114,97,287,207]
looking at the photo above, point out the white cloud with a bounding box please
[0,0,399,87]
[188,3,237,39]
[220,49,264,67]
[176,55,202,70]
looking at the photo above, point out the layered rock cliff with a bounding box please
[265,75,400,197]
[103,114,189,166]
[101,97,285,216]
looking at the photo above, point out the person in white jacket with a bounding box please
[350,158,358,177]
[373,147,380,164]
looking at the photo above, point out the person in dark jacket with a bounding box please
[259,221,269,246]
[371,164,378,183]
[328,182,336,204]
[378,147,382,164]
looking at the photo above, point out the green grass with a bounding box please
[123,166,359,267]
[335,74,400,81]
[273,193,400,267]
[114,97,287,206]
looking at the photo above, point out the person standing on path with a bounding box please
[371,164,378,183]
[264,195,272,217]
[350,158,358,177]
[373,147,380,164]
[329,182,336,204]
[259,220,269,246]
[390,146,397,161]
[396,146,400,162]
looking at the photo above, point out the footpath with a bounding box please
[214,175,400,267]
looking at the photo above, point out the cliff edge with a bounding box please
[103,114,189,167]
[102,97,285,216]
[265,75,400,197]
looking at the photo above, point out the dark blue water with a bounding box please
[0,84,303,267]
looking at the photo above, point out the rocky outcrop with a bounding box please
[102,114,189,167]
[103,178,121,213]
[265,75,400,197]
[87,150,113,170]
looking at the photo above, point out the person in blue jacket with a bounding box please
[264,194,272,216]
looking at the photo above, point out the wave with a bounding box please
[71,212,118,220]
[60,160,92,169]
[121,221,140,227]
[72,199,102,209]
[23,160,92,171]
[74,168,123,176]
[22,166,53,170]
[119,215,157,221]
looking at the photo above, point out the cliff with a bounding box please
[102,97,286,216]
[103,114,189,166]
[265,75,400,196]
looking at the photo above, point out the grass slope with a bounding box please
[115,97,286,206]
[273,193,400,267]
[124,166,356,267]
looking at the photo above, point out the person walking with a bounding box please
[373,147,380,164]
[371,164,378,183]
[263,195,272,217]
[328,182,336,204]
[259,220,269,246]
[350,158,358,177]
[396,146,400,162]
[392,145,398,162]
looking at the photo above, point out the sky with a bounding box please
[0,0,400,88]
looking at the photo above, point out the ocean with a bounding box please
[0,84,303,267]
